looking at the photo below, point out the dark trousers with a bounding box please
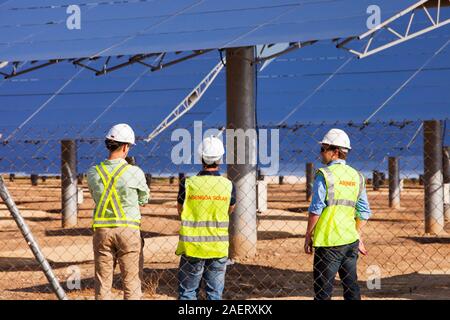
[313,240,361,300]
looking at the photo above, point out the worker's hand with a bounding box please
[358,238,368,256]
[304,233,313,254]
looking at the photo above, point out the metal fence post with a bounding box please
[145,173,152,188]
[372,170,383,191]
[423,120,444,234]
[0,176,68,300]
[31,174,39,186]
[389,157,401,208]
[61,140,78,228]
[443,146,450,221]
[226,46,257,259]
[306,162,314,202]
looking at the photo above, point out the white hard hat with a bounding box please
[106,123,136,145]
[320,128,351,150]
[199,136,225,164]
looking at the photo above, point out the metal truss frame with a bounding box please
[144,60,225,142]
[0,40,316,80]
[336,0,450,59]
[0,1,448,77]
[0,50,213,79]
[255,40,317,64]
[144,41,320,142]
[0,59,64,79]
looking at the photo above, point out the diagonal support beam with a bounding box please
[145,60,225,142]
[254,40,317,64]
[2,60,63,79]
[337,0,450,59]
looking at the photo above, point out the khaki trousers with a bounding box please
[93,227,144,300]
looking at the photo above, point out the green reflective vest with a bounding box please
[92,162,141,230]
[313,163,364,247]
[176,175,233,259]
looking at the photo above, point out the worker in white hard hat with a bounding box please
[304,128,372,300]
[176,135,236,300]
[86,123,150,300]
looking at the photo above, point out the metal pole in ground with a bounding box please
[372,170,381,191]
[388,157,401,209]
[0,176,68,300]
[61,140,78,228]
[145,173,152,188]
[31,174,39,186]
[423,120,445,234]
[226,46,257,259]
[443,146,450,221]
[306,163,314,202]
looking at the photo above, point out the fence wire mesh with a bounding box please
[0,119,449,300]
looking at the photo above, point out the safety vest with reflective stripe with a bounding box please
[176,175,233,259]
[92,162,141,230]
[313,163,364,247]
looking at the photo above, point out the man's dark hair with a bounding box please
[325,144,348,160]
[202,158,219,169]
[338,149,348,160]
[105,139,128,152]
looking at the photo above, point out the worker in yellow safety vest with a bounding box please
[176,136,236,300]
[87,123,149,300]
[304,128,372,300]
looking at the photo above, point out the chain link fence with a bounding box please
[0,119,449,300]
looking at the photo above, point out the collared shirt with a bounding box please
[87,158,150,221]
[308,159,372,220]
[177,170,236,206]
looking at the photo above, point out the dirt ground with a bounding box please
[0,177,449,300]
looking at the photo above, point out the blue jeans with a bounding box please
[313,240,361,300]
[178,255,228,300]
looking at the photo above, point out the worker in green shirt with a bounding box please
[87,123,149,300]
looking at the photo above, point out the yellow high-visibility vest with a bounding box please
[313,163,364,247]
[92,162,140,230]
[176,175,232,259]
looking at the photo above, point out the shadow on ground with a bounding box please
[45,228,94,237]
[44,228,169,239]
[9,263,450,300]
[285,206,310,214]
[402,236,450,244]
[257,231,304,241]
[0,257,92,272]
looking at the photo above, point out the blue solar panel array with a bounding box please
[0,0,420,61]
[0,1,448,176]
[1,24,448,139]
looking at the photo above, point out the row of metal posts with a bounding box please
[51,125,450,241]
